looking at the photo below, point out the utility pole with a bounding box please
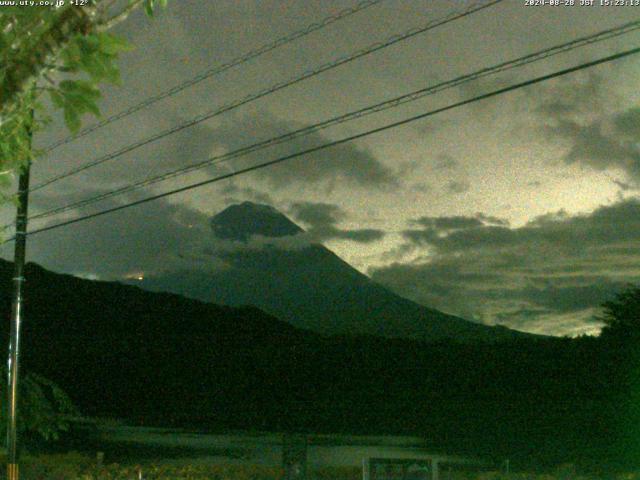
[6,111,33,480]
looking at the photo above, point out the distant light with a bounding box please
[137,275,144,281]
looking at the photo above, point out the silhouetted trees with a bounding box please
[599,285,640,342]
[4,260,640,472]
[0,367,78,445]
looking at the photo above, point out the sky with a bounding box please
[3,0,640,337]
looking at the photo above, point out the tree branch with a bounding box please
[0,6,97,117]
[96,0,145,32]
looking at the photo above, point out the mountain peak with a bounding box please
[210,202,303,241]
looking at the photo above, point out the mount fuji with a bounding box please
[138,202,530,342]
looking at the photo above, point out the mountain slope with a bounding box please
[141,202,530,342]
[0,260,622,468]
[0,260,314,425]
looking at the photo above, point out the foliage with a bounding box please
[0,454,287,480]
[0,367,78,443]
[5,455,640,480]
[0,0,167,441]
[0,259,627,470]
[52,32,131,132]
[598,285,640,340]
[0,0,168,200]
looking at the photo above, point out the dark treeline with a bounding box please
[0,260,638,474]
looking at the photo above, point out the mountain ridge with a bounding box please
[0,258,622,469]
[139,201,534,342]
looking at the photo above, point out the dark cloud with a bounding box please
[516,278,631,314]
[552,118,640,178]
[433,153,458,170]
[533,72,640,183]
[370,199,640,336]
[38,107,220,197]
[331,228,385,243]
[403,213,509,245]
[119,118,217,180]
[219,183,275,205]
[612,106,640,137]
[289,201,385,244]
[206,112,398,190]
[610,177,635,192]
[447,180,470,194]
[457,73,516,108]
[475,213,510,226]
[8,192,222,280]
[290,201,345,226]
[412,213,508,230]
[534,72,605,119]
[410,182,431,193]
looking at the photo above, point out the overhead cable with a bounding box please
[30,0,503,193]
[13,45,640,241]
[42,0,388,153]
[24,18,640,224]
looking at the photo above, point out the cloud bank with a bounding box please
[370,199,640,336]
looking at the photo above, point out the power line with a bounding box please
[12,45,640,241]
[42,0,387,153]
[34,0,499,190]
[23,18,640,224]
[30,0,503,193]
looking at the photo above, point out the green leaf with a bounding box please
[63,104,81,133]
[56,80,102,123]
[144,0,155,16]
[59,40,83,72]
[97,33,132,55]
[59,80,101,101]
[75,96,101,116]
[80,53,108,81]
[77,34,100,57]
[49,90,65,109]
[144,0,168,16]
